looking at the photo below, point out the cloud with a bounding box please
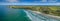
[0,3,60,5]
[0,3,47,5]
[6,0,18,3]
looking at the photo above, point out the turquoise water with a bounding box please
[0,5,31,21]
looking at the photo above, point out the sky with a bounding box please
[0,0,60,5]
[0,0,60,3]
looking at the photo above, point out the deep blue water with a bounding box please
[0,5,31,21]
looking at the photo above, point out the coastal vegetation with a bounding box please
[9,6,60,16]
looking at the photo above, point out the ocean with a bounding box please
[0,5,31,21]
[0,5,60,21]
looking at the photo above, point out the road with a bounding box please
[24,10,60,21]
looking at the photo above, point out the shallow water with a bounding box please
[25,10,60,21]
